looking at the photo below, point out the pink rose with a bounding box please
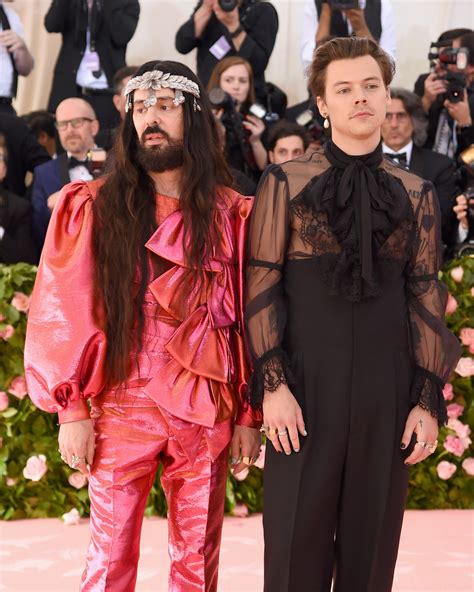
[436,460,457,480]
[254,444,266,470]
[0,325,15,340]
[68,472,88,489]
[455,357,474,378]
[62,508,81,526]
[11,292,30,313]
[232,503,249,518]
[442,383,454,401]
[461,458,474,476]
[444,435,468,457]
[23,454,48,481]
[234,467,249,481]
[469,343,474,355]
[0,391,9,412]
[450,266,464,283]
[459,328,474,347]
[445,293,458,315]
[6,477,17,487]
[446,403,464,419]
[8,376,28,399]
[447,418,471,439]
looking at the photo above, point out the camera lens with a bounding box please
[218,0,238,11]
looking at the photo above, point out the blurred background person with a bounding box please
[208,56,268,183]
[0,133,38,263]
[0,0,34,115]
[31,98,100,247]
[44,0,140,132]
[414,29,474,159]
[0,112,50,197]
[267,120,311,164]
[381,87,458,255]
[301,0,396,76]
[176,0,278,104]
[23,110,57,158]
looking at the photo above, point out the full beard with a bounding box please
[136,131,184,173]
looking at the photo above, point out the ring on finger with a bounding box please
[241,456,254,466]
[278,430,288,438]
[267,427,278,436]
[70,454,85,468]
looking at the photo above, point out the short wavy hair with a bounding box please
[389,88,428,147]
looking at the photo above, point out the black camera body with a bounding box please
[218,0,238,11]
[436,71,467,104]
[327,0,359,9]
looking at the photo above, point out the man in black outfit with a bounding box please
[44,0,140,131]
[175,0,278,103]
[0,113,50,197]
[0,133,38,264]
[381,87,458,253]
[414,28,474,159]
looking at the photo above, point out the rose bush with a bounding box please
[0,257,472,520]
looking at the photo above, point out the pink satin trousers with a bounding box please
[80,390,230,592]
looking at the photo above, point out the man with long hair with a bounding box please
[24,60,261,591]
[245,38,460,591]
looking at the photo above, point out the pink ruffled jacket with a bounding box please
[24,179,261,432]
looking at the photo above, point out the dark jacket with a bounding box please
[0,114,50,197]
[175,0,278,102]
[45,0,140,111]
[0,186,38,264]
[31,153,70,246]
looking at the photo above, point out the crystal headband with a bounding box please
[124,70,201,113]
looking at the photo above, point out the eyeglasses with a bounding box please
[55,117,93,131]
[385,112,409,122]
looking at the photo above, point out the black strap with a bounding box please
[0,6,18,98]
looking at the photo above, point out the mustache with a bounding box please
[141,125,170,143]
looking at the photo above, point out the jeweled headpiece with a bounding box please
[124,70,201,113]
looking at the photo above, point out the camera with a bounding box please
[296,109,324,143]
[249,102,279,124]
[454,145,474,256]
[437,71,467,104]
[428,42,469,70]
[327,0,359,10]
[218,0,238,11]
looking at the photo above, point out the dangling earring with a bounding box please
[323,116,330,129]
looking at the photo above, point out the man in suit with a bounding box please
[381,87,458,254]
[0,113,50,197]
[32,98,99,247]
[0,133,38,263]
[44,0,140,131]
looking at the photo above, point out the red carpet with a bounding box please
[0,510,472,591]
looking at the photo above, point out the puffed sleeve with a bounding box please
[406,182,461,425]
[245,165,293,408]
[24,181,107,423]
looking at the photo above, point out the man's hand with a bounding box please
[401,406,439,466]
[444,90,473,127]
[213,0,240,32]
[58,418,95,475]
[453,194,470,230]
[47,190,61,211]
[0,30,27,54]
[343,7,373,40]
[422,72,447,112]
[230,425,261,475]
[243,114,265,144]
[263,384,306,455]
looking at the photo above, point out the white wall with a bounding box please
[12,0,474,115]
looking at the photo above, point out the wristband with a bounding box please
[230,25,243,38]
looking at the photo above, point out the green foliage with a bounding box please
[0,258,472,520]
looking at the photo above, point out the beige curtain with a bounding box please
[12,0,474,116]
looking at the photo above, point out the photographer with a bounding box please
[414,29,474,159]
[208,56,268,182]
[175,0,278,103]
[267,121,311,164]
[301,0,396,74]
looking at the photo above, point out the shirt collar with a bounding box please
[382,139,413,164]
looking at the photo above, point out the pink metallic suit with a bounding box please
[24,179,261,591]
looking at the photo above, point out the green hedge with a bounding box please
[0,259,472,520]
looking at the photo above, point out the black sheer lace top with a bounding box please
[245,142,461,424]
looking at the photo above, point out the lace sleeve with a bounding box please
[245,165,294,407]
[406,182,461,424]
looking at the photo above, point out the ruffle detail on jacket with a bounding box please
[293,146,415,302]
[143,199,250,429]
[410,366,447,426]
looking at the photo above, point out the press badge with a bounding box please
[209,36,232,60]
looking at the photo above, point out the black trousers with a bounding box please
[263,261,413,592]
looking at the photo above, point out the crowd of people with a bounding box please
[0,0,473,264]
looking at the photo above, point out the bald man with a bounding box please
[31,98,101,247]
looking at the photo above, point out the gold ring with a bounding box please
[241,456,253,466]
[267,428,278,436]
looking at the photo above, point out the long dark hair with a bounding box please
[92,60,233,387]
